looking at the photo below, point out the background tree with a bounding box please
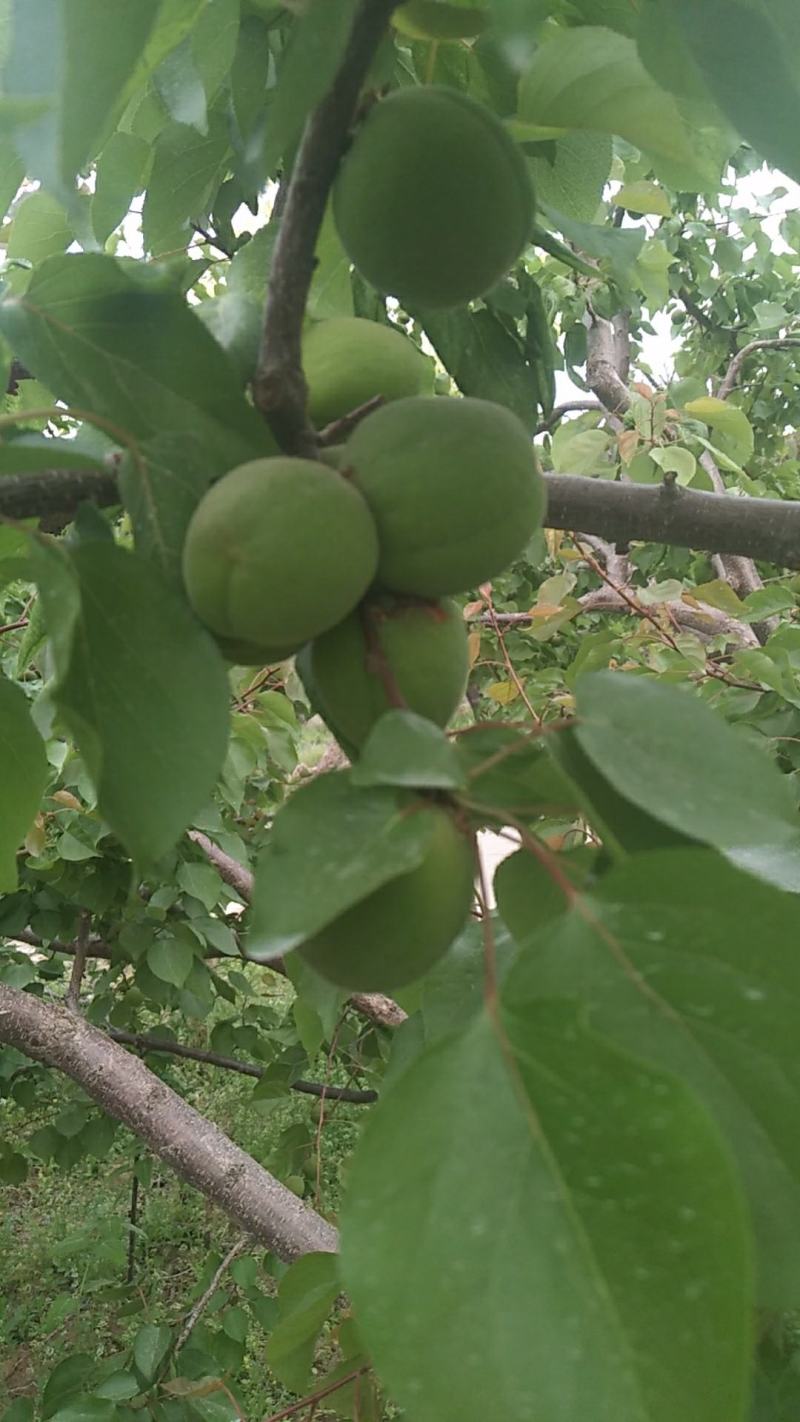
[3,2,800,1420]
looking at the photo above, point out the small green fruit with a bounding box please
[298,595,469,754]
[347,396,545,597]
[298,799,474,990]
[182,458,378,649]
[304,316,433,428]
[333,86,534,309]
[215,634,302,666]
[393,0,487,40]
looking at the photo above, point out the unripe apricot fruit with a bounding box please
[182,458,378,651]
[333,86,534,310]
[347,396,546,597]
[303,316,433,428]
[298,799,474,991]
[298,594,469,755]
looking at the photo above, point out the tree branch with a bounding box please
[253,0,400,454]
[5,466,800,574]
[108,1027,378,1103]
[0,984,337,1260]
[718,336,800,401]
[175,1236,249,1356]
[65,911,90,1013]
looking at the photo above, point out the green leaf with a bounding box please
[33,539,230,865]
[501,848,800,1306]
[551,424,613,475]
[518,27,714,188]
[0,672,48,890]
[6,0,160,189]
[351,711,466,792]
[412,305,540,432]
[541,204,645,285]
[650,445,697,485]
[261,0,359,177]
[615,180,671,216]
[6,191,72,266]
[456,724,581,820]
[574,672,800,891]
[133,1322,172,1384]
[91,132,151,243]
[41,1356,95,1420]
[147,935,195,987]
[684,397,755,463]
[665,0,800,184]
[266,1252,339,1393]
[341,1002,751,1422]
[529,132,613,222]
[192,0,240,104]
[118,431,214,586]
[142,112,229,256]
[247,772,438,961]
[92,1374,140,1403]
[177,860,223,910]
[0,253,273,470]
[0,431,106,474]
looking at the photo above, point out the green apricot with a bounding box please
[182,458,378,649]
[215,634,302,667]
[303,317,433,428]
[347,396,546,597]
[393,0,487,40]
[298,799,474,990]
[333,86,534,310]
[298,594,469,754]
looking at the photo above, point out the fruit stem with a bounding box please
[359,601,409,709]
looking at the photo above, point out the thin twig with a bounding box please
[261,1366,371,1422]
[65,912,91,1014]
[107,1028,378,1103]
[254,0,400,454]
[174,1236,249,1356]
[317,394,385,445]
[0,618,28,637]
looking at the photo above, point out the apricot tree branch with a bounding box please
[108,1027,378,1103]
[65,911,91,1014]
[0,984,337,1259]
[718,336,800,401]
[5,466,800,569]
[253,0,400,455]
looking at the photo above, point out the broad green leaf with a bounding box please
[420,916,519,1041]
[91,1374,140,1403]
[529,132,613,222]
[33,540,230,865]
[177,860,223,909]
[650,445,696,485]
[665,0,800,184]
[633,238,675,311]
[133,1322,172,1383]
[6,0,160,189]
[0,135,23,219]
[352,711,466,792]
[417,306,540,432]
[0,673,48,890]
[6,191,72,266]
[147,935,195,986]
[266,1253,339,1393]
[684,397,754,463]
[692,579,747,617]
[541,204,645,285]
[91,132,151,243]
[261,0,359,178]
[0,253,272,468]
[0,431,106,474]
[41,1356,95,1421]
[142,111,229,256]
[551,424,613,475]
[615,180,671,216]
[305,208,354,321]
[455,723,581,820]
[742,587,796,621]
[192,0,241,103]
[247,772,438,960]
[500,848,800,1306]
[518,27,713,188]
[118,431,214,585]
[574,672,800,891]
[341,1001,751,1422]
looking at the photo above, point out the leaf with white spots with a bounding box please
[341,1000,751,1422]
